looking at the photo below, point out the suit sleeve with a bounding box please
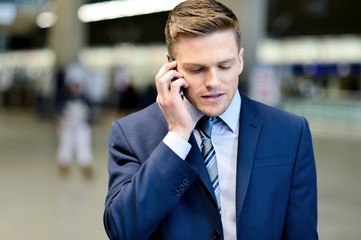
[283,118,318,239]
[103,121,199,240]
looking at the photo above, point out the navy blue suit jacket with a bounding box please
[104,94,318,240]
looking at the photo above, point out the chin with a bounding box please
[199,106,227,117]
[189,97,230,117]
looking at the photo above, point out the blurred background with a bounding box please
[0,0,360,239]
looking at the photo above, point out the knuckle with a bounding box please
[156,96,163,105]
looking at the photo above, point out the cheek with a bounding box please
[222,71,239,87]
[231,75,239,87]
[183,76,197,96]
[184,75,201,89]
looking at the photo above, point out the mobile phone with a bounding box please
[168,56,184,99]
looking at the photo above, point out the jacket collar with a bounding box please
[235,94,263,221]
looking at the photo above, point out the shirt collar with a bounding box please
[184,90,241,133]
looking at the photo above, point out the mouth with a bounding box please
[201,93,225,102]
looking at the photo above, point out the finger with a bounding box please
[156,68,183,97]
[155,61,178,81]
[169,77,187,96]
[156,70,177,97]
[155,63,177,93]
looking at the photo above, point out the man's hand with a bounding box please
[155,60,194,141]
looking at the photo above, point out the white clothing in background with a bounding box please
[57,100,93,167]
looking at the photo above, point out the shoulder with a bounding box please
[241,94,304,124]
[110,103,168,140]
[240,94,307,138]
[108,103,169,161]
[115,103,165,127]
[240,95,312,153]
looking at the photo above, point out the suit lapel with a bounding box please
[186,134,218,205]
[236,98,262,221]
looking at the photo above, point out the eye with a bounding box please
[190,68,203,74]
[219,65,231,70]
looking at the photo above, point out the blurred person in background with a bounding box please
[104,0,318,239]
[0,66,14,108]
[57,62,93,179]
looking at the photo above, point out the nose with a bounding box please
[204,67,219,89]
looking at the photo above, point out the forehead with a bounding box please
[173,30,239,63]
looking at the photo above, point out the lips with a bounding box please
[202,93,225,102]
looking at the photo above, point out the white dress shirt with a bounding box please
[163,90,241,240]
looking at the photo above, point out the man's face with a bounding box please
[174,29,244,117]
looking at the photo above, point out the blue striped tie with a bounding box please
[197,116,221,215]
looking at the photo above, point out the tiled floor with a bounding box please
[0,110,360,239]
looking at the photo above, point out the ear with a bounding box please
[165,53,172,64]
[238,48,244,75]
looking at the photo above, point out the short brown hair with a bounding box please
[165,0,241,58]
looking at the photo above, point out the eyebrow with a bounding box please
[182,58,235,68]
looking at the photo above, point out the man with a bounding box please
[104,1,318,239]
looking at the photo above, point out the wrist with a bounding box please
[170,128,193,141]
[163,132,192,160]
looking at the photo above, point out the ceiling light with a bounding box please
[78,0,185,23]
[36,11,57,28]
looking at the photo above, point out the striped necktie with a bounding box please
[197,116,221,214]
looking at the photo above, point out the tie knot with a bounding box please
[197,116,220,138]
